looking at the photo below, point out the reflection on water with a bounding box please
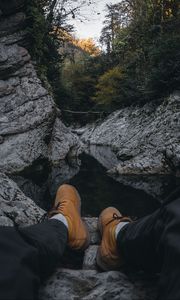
[12,150,179,219]
[85,145,180,200]
[69,154,160,218]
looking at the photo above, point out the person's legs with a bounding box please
[116,209,163,272]
[97,196,180,300]
[18,219,68,280]
[0,184,90,300]
[118,197,180,300]
[154,197,180,300]
[0,219,68,300]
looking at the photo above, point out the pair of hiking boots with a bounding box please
[48,184,131,271]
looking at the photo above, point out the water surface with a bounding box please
[12,148,179,219]
[69,154,160,218]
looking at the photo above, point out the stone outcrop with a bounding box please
[40,269,157,300]
[0,1,82,174]
[0,173,44,226]
[79,93,180,176]
[49,116,83,165]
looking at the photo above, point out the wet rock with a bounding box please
[80,93,180,176]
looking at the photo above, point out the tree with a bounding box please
[100,4,120,54]
[98,0,180,108]
[100,2,132,54]
[73,38,101,56]
[93,66,123,107]
[60,36,102,123]
[25,0,96,107]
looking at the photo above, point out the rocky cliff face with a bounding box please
[0,0,82,174]
[80,93,180,176]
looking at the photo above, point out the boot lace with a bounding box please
[38,202,63,223]
[106,213,131,226]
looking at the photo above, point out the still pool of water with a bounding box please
[12,151,179,219]
[69,154,160,218]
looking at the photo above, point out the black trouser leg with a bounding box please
[0,220,68,300]
[117,197,180,300]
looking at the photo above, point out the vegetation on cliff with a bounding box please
[26,0,180,124]
[94,0,180,110]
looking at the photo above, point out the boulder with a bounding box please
[49,117,84,164]
[80,93,180,176]
[40,269,157,300]
[0,173,44,226]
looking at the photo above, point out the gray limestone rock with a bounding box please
[0,173,44,226]
[48,159,81,198]
[83,245,98,270]
[40,269,157,300]
[83,217,100,245]
[80,93,180,176]
[49,117,83,164]
[0,7,55,174]
[0,3,82,174]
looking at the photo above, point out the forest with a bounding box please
[26,0,180,123]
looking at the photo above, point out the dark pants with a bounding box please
[1,196,180,300]
[117,196,180,300]
[0,220,67,300]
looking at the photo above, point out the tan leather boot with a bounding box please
[49,184,90,251]
[96,207,131,271]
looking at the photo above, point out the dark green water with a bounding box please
[12,149,180,218]
[69,154,160,218]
